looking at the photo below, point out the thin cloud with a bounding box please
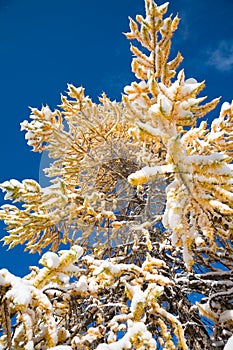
[207,40,233,72]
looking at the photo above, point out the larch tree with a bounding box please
[1,1,233,349]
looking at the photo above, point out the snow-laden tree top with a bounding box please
[0,1,233,349]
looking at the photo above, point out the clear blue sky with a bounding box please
[0,0,233,276]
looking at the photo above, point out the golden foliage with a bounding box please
[0,245,190,349]
[1,0,233,348]
[0,86,168,253]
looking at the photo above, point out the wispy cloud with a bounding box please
[207,40,233,72]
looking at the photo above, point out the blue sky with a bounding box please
[0,0,233,276]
